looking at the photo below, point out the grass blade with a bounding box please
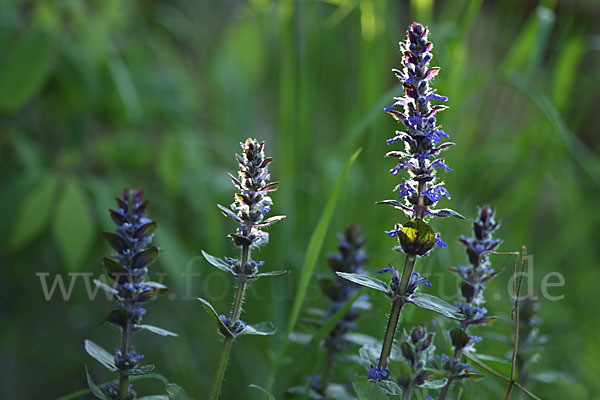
[284,147,362,339]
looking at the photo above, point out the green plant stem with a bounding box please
[320,352,333,397]
[209,244,250,400]
[377,254,416,369]
[403,386,412,400]
[119,320,131,400]
[209,336,234,400]
[439,347,463,400]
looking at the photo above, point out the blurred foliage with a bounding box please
[0,0,599,399]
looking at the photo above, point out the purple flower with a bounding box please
[435,233,448,248]
[423,184,451,203]
[367,366,389,382]
[431,159,452,171]
[377,265,400,281]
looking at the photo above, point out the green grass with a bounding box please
[0,0,599,399]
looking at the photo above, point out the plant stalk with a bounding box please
[439,347,463,400]
[377,254,416,369]
[320,352,334,397]
[209,244,250,400]
[119,319,131,400]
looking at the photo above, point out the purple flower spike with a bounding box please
[382,22,456,229]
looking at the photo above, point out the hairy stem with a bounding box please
[119,320,131,400]
[209,244,250,400]
[377,254,416,369]
[209,336,233,400]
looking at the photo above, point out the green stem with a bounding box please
[209,244,250,400]
[320,352,334,397]
[402,386,412,400]
[119,321,131,400]
[377,254,416,369]
[209,337,233,400]
[439,347,463,400]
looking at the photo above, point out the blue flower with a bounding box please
[377,265,400,281]
[435,233,448,248]
[385,226,402,237]
[423,184,451,203]
[430,159,452,171]
[367,366,389,382]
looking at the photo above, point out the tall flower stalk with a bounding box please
[84,189,176,400]
[375,20,459,370]
[199,138,289,400]
[337,22,463,397]
[438,205,502,399]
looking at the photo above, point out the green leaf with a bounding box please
[166,383,192,400]
[336,272,389,294]
[254,270,291,279]
[132,247,160,269]
[475,354,510,364]
[85,364,109,400]
[10,175,58,249]
[418,378,448,389]
[138,282,169,301]
[284,148,362,339]
[102,258,128,282]
[136,324,178,337]
[94,280,119,297]
[407,293,465,320]
[457,373,486,381]
[139,397,169,400]
[124,364,155,376]
[53,181,94,271]
[352,376,390,400]
[389,360,412,387]
[240,321,276,336]
[0,29,53,112]
[450,327,470,349]
[249,384,276,400]
[430,208,465,219]
[200,250,233,274]
[376,380,402,396]
[197,297,233,338]
[84,340,116,371]
[104,308,129,329]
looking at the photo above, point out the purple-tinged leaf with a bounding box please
[262,182,280,192]
[132,247,159,269]
[109,209,128,226]
[134,222,157,240]
[102,232,128,253]
[217,204,242,222]
[428,208,465,219]
[425,67,440,79]
[256,215,286,227]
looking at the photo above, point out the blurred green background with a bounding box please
[1,0,599,398]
